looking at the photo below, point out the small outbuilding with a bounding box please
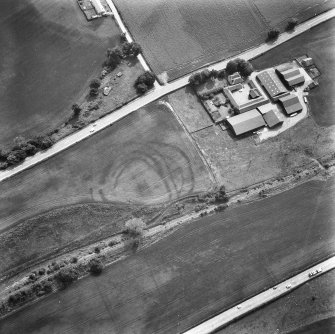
[249,88,260,99]
[226,109,265,136]
[302,57,314,67]
[228,72,243,85]
[279,94,303,115]
[262,110,283,128]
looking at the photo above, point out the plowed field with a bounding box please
[113,0,335,80]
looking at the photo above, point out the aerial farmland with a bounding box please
[0,1,335,333]
[113,0,335,80]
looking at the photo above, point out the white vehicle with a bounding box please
[290,112,298,117]
[303,96,308,103]
[89,128,95,133]
[286,284,291,289]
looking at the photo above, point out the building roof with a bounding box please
[249,88,260,99]
[228,72,243,85]
[257,71,287,98]
[286,75,305,86]
[91,0,105,14]
[228,83,243,92]
[302,57,314,67]
[262,110,283,128]
[279,94,303,115]
[226,109,265,136]
[279,68,300,79]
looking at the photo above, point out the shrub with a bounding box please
[286,18,298,31]
[134,71,155,94]
[89,78,101,89]
[108,240,117,247]
[28,136,53,150]
[0,148,10,160]
[71,257,78,264]
[55,268,79,288]
[226,60,239,75]
[105,47,122,68]
[88,258,104,275]
[38,268,46,276]
[214,185,229,203]
[72,104,81,116]
[120,32,127,42]
[122,41,142,57]
[89,87,99,97]
[6,150,26,165]
[237,59,254,77]
[124,218,146,238]
[0,162,8,170]
[267,29,280,40]
[94,247,100,254]
[136,83,148,94]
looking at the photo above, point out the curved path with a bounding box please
[0,9,334,183]
[184,257,335,334]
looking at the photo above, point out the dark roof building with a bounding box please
[226,109,265,136]
[261,110,283,128]
[276,67,305,87]
[228,72,243,85]
[249,88,260,99]
[256,70,289,101]
[228,83,243,92]
[279,94,303,115]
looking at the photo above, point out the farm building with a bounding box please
[228,72,243,85]
[91,0,105,14]
[279,94,303,115]
[223,79,269,114]
[276,67,305,87]
[249,88,260,99]
[257,70,289,101]
[226,109,265,136]
[302,57,314,67]
[262,110,283,128]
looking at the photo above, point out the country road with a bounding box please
[184,257,335,334]
[0,8,334,183]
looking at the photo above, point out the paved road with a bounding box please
[184,257,335,334]
[0,9,334,184]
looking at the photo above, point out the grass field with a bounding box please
[1,177,334,333]
[192,116,334,191]
[0,102,213,276]
[252,18,335,127]
[0,0,119,146]
[113,0,335,81]
[167,87,212,133]
[221,269,335,334]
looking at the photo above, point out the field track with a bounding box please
[113,0,335,80]
[1,177,334,334]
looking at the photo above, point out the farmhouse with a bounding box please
[262,109,283,128]
[257,70,289,101]
[279,94,303,115]
[224,78,269,114]
[276,67,305,87]
[226,109,265,136]
[228,72,243,85]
